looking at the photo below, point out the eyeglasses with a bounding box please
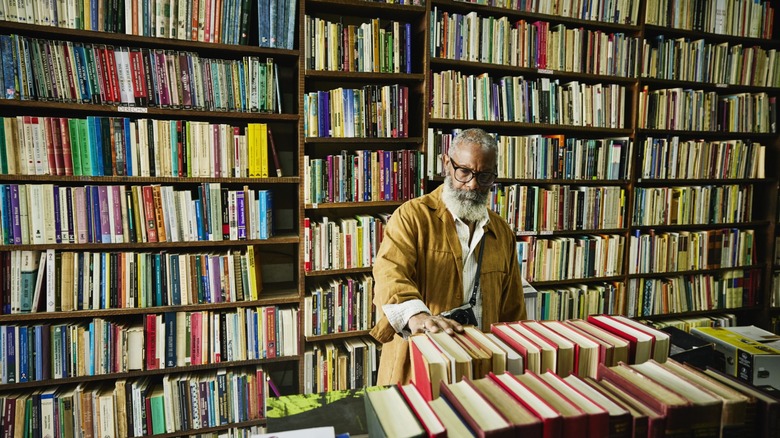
[448,156,498,186]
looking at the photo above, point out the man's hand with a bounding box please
[407,312,464,335]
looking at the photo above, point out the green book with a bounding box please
[149,387,166,434]
[78,119,91,176]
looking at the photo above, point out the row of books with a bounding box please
[257,0,297,49]
[303,275,376,337]
[0,306,295,383]
[0,35,281,111]
[488,184,626,232]
[527,282,626,322]
[626,269,761,317]
[430,10,641,78]
[373,356,780,438]
[303,214,388,272]
[516,234,625,282]
[0,248,264,315]
[0,116,283,178]
[303,150,424,205]
[639,137,766,180]
[303,336,378,394]
[427,129,634,181]
[645,313,737,332]
[632,184,754,226]
[646,0,775,39]
[449,0,640,25]
[0,367,267,438]
[430,73,627,128]
[409,316,671,401]
[0,183,274,246]
[628,228,756,274]
[638,87,775,133]
[303,85,409,138]
[642,36,780,87]
[304,17,413,74]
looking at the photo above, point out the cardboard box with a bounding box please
[691,326,780,390]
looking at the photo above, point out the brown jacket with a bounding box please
[370,185,527,385]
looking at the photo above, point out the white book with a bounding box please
[45,249,55,312]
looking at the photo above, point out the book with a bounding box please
[538,371,610,438]
[564,319,630,367]
[562,374,632,438]
[397,383,446,438]
[409,334,448,401]
[439,379,514,437]
[364,386,425,438]
[466,377,544,437]
[587,315,654,364]
[488,372,563,438]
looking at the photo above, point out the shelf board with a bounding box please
[635,177,775,186]
[305,200,404,209]
[643,24,780,48]
[516,228,628,237]
[430,0,640,33]
[305,0,426,18]
[428,118,632,135]
[0,357,299,391]
[639,77,780,94]
[631,221,770,231]
[305,70,425,82]
[494,177,629,186]
[0,234,300,251]
[637,129,777,140]
[637,306,763,320]
[0,21,300,59]
[0,100,300,121]
[305,267,373,277]
[0,174,300,184]
[0,293,300,322]
[529,275,624,287]
[306,330,372,342]
[628,264,764,279]
[430,57,637,85]
[151,419,267,438]
[305,136,424,144]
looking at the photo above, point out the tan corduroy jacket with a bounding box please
[369,185,527,385]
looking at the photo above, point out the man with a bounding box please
[369,128,527,385]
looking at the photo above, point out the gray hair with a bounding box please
[451,128,498,157]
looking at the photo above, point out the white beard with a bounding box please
[441,175,489,223]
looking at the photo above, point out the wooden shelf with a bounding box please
[0,357,299,391]
[428,118,633,135]
[305,200,404,209]
[305,267,373,277]
[637,306,763,320]
[0,99,300,121]
[631,221,770,231]
[495,178,629,186]
[0,174,300,184]
[628,264,764,279]
[529,275,624,287]
[635,177,775,186]
[516,228,628,237]
[305,70,425,82]
[0,234,300,251]
[430,0,640,33]
[0,290,300,323]
[637,129,777,140]
[639,77,780,94]
[305,136,424,144]
[305,0,425,18]
[643,24,780,48]
[306,330,372,342]
[430,57,637,85]
[150,419,267,438]
[0,21,300,60]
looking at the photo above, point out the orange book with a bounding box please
[151,185,166,242]
[141,185,158,242]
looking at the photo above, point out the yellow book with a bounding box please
[248,123,261,178]
[258,123,269,178]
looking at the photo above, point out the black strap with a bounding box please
[467,236,486,307]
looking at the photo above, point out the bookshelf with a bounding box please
[0,2,301,435]
[298,0,427,394]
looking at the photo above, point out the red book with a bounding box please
[490,323,542,373]
[468,377,544,438]
[43,117,58,175]
[128,48,148,105]
[397,383,447,438]
[103,46,121,104]
[59,118,73,176]
[265,306,277,358]
[409,335,448,401]
[95,45,114,103]
[141,185,158,242]
[439,379,515,438]
[514,370,590,438]
[539,372,610,438]
[144,314,158,370]
[586,315,654,364]
[488,372,563,438]
[190,312,203,365]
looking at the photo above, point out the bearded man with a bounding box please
[369,128,527,385]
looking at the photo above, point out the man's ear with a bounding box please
[441,154,450,177]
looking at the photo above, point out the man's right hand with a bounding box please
[407,312,464,335]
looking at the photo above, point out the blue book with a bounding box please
[17,326,27,382]
[100,252,107,309]
[236,191,246,240]
[194,199,205,241]
[258,190,273,239]
[10,184,21,244]
[170,255,181,305]
[33,325,42,380]
[405,23,411,74]
[257,0,271,47]
[154,253,163,307]
[5,326,16,383]
[0,35,17,99]
[317,91,329,137]
[90,186,101,243]
[164,312,176,368]
[201,256,211,303]
[284,0,296,50]
[92,117,104,176]
[0,185,9,245]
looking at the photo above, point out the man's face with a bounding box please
[443,141,497,199]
